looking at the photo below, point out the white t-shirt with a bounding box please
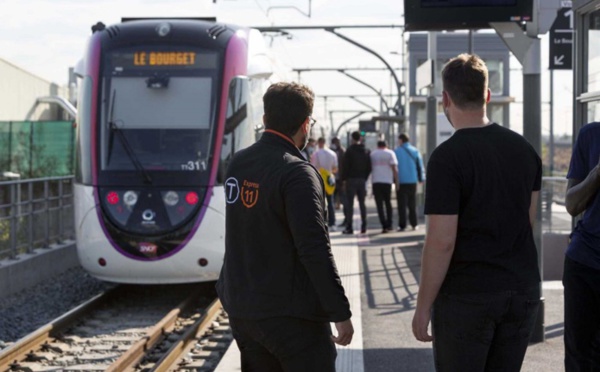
[370,148,398,184]
[311,148,338,172]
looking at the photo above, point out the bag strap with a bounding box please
[401,145,416,161]
[401,146,422,178]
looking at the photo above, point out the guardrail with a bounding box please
[0,176,74,260]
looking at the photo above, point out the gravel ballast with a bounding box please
[0,266,114,350]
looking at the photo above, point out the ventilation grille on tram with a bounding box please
[105,25,121,39]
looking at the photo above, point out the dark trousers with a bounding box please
[563,256,600,371]
[334,180,348,224]
[345,178,367,232]
[325,193,335,226]
[229,316,336,372]
[432,287,540,372]
[396,183,417,229]
[372,183,393,229]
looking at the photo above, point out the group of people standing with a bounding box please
[301,130,424,235]
[216,52,599,372]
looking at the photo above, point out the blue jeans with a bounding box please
[432,287,540,372]
[563,256,600,371]
[229,317,336,372]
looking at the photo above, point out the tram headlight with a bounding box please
[123,191,138,207]
[106,191,119,205]
[186,192,199,205]
[163,191,179,206]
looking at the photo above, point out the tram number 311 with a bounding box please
[181,161,207,171]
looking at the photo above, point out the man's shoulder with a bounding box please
[325,148,337,157]
[580,122,600,135]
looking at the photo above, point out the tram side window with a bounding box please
[75,76,93,184]
[218,77,249,184]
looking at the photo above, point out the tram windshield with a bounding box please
[99,47,220,177]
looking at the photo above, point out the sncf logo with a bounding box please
[139,242,157,254]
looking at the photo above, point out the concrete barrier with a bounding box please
[0,241,80,297]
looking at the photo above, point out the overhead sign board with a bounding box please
[358,120,376,133]
[403,0,533,31]
[549,8,573,70]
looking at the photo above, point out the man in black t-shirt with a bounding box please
[412,54,542,371]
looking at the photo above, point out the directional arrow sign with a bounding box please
[549,8,573,70]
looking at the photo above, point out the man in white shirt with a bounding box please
[370,140,399,233]
[312,137,339,228]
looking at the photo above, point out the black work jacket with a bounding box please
[341,143,371,181]
[216,131,351,323]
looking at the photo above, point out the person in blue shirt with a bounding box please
[564,122,600,371]
[394,133,424,231]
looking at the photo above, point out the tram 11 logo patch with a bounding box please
[241,180,259,208]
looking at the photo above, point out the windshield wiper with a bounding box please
[107,89,153,184]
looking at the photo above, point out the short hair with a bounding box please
[399,133,409,143]
[442,54,488,110]
[263,82,314,137]
[351,131,361,141]
[377,140,386,148]
[317,137,326,144]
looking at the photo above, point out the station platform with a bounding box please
[215,195,567,372]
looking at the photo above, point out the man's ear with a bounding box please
[486,88,491,104]
[442,91,450,108]
[301,117,310,134]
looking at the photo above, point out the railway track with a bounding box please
[0,283,232,372]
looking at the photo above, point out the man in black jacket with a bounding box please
[216,82,353,371]
[341,131,372,234]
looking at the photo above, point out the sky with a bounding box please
[0,0,573,136]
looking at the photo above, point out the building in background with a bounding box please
[0,58,74,178]
[0,58,71,121]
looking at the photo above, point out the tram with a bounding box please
[73,19,273,283]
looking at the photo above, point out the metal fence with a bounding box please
[0,176,74,260]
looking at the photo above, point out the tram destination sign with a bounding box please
[110,50,218,70]
[549,7,573,70]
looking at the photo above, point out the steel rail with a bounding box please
[151,298,224,372]
[0,289,115,370]
[106,291,201,372]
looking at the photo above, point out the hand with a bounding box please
[412,308,434,342]
[332,319,354,346]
